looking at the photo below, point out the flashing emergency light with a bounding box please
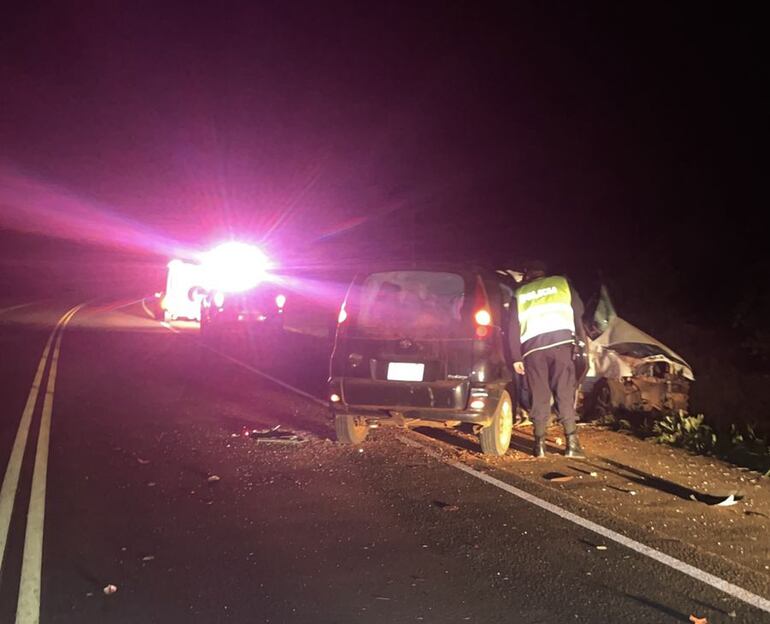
[202,242,270,293]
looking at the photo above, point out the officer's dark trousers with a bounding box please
[524,344,577,438]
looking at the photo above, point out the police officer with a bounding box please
[510,261,586,458]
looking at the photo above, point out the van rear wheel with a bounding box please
[479,390,513,456]
[335,414,368,444]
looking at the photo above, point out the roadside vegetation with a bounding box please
[591,408,770,475]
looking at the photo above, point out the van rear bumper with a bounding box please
[329,377,504,426]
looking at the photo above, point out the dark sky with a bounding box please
[0,2,766,295]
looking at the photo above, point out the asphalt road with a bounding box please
[0,299,768,623]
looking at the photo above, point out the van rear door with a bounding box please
[333,270,474,410]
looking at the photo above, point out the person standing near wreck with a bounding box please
[510,261,587,458]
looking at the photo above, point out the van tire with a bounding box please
[335,414,368,444]
[479,390,513,456]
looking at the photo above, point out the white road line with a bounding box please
[0,304,81,574]
[202,344,328,407]
[0,331,57,569]
[397,434,770,615]
[158,321,328,407]
[0,302,38,316]
[140,298,156,319]
[107,297,145,312]
[10,304,81,624]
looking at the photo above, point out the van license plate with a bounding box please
[387,362,425,382]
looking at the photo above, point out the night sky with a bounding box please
[0,2,766,315]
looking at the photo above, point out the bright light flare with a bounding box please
[474,309,492,326]
[202,242,270,293]
[275,294,286,309]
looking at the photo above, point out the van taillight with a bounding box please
[473,277,492,338]
[474,309,491,326]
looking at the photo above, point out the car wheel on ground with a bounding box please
[585,379,614,424]
[335,413,368,444]
[478,390,513,456]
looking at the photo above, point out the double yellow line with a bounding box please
[0,303,84,624]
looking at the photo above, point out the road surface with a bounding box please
[0,299,768,623]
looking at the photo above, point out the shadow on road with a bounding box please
[412,426,480,453]
[595,458,743,504]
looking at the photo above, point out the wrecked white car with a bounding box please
[580,286,694,420]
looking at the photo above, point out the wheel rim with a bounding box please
[498,396,513,447]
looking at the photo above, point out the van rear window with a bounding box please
[353,271,465,339]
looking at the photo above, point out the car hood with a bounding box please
[592,316,694,381]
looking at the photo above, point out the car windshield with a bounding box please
[352,271,466,339]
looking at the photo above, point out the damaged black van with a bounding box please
[328,266,516,455]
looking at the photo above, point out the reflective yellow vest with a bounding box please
[515,276,575,343]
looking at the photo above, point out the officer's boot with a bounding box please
[533,436,546,458]
[565,433,585,458]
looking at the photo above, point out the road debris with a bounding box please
[595,545,608,550]
[589,471,598,477]
[433,500,460,512]
[544,472,574,483]
[147,482,156,487]
[689,615,707,624]
[248,426,307,444]
[136,457,151,465]
[207,475,221,483]
[142,555,155,562]
[688,492,744,506]
[103,584,118,595]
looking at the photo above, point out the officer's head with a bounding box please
[524,260,547,282]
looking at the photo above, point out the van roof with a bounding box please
[352,262,498,277]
